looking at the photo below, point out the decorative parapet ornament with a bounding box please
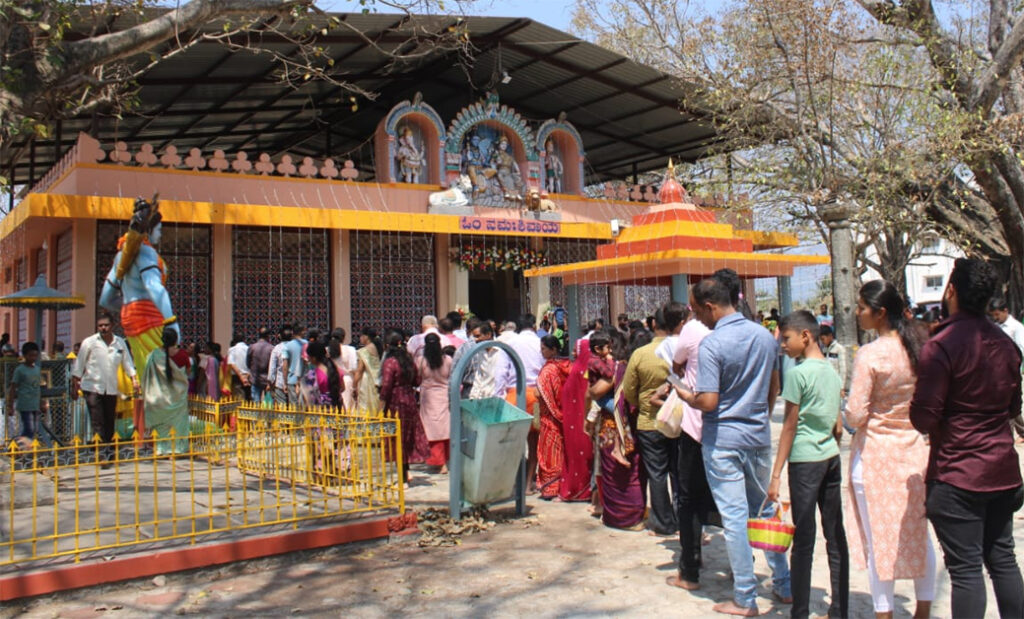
[536,113,585,195]
[376,92,446,185]
[444,93,537,206]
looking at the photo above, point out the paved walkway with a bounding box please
[5,414,1022,618]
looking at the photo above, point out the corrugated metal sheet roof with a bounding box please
[4,13,727,185]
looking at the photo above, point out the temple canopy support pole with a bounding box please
[671,274,689,305]
[778,276,793,316]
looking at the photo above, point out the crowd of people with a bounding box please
[3,258,1023,618]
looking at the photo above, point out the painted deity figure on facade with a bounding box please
[395,125,425,184]
[544,138,564,194]
[462,131,495,198]
[491,135,524,201]
[100,195,179,377]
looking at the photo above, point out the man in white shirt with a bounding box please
[266,326,292,405]
[227,333,250,401]
[575,319,598,357]
[819,325,850,395]
[407,315,441,359]
[508,313,545,488]
[989,297,1024,441]
[469,323,515,400]
[72,311,138,445]
[655,302,687,365]
[989,297,1024,355]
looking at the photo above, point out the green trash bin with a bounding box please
[460,397,533,505]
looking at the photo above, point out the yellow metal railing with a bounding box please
[188,395,241,431]
[1,404,403,567]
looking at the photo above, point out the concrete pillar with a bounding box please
[26,248,39,345]
[778,276,793,316]
[527,237,549,319]
[435,234,451,316]
[451,264,469,311]
[743,279,757,313]
[211,224,232,346]
[331,230,351,334]
[609,285,626,322]
[532,276,551,319]
[71,219,97,344]
[821,201,858,357]
[671,274,689,305]
[566,284,580,357]
[46,232,58,351]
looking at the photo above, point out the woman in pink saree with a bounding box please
[558,339,593,501]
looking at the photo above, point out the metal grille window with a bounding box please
[232,227,331,336]
[545,239,608,326]
[350,231,435,334]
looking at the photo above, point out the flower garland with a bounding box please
[452,245,548,271]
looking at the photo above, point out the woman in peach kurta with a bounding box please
[845,280,935,619]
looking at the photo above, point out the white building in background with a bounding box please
[863,233,963,309]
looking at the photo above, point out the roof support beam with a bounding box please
[265,18,534,156]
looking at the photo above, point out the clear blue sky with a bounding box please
[319,0,576,31]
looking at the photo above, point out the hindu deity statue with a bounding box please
[462,131,494,197]
[544,138,564,194]
[395,125,425,183]
[490,135,524,200]
[100,195,178,377]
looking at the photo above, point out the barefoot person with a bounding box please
[665,303,715,592]
[672,278,790,616]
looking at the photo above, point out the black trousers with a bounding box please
[636,429,678,535]
[926,481,1024,619]
[789,455,848,619]
[83,391,118,444]
[676,432,717,582]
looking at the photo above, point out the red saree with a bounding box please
[536,357,571,499]
[559,346,593,501]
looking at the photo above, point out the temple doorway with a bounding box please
[469,270,523,323]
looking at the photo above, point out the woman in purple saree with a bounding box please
[588,331,646,529]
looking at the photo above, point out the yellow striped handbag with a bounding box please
[747,499,795,553]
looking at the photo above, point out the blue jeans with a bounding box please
[703,445,791,609]
[20,410,40,439]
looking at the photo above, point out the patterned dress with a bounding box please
[536,357,572,498]
[380,356,429,465]
[844,335,930,580]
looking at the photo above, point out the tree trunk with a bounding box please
[822,202,858,358]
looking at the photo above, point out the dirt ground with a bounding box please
[4,415,1021,618]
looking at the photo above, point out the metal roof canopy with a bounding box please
[2,13,725,188]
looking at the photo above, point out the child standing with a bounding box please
[768,310,849,619]
[7,342,47,442]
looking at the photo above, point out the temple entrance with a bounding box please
[468,270,523,322]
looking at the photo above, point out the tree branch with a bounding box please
[855,0,972,105]
[61,0,310,77]
[971,12,1024,113]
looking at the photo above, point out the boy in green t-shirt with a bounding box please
[767,310,848,619]
[7,341,47,442]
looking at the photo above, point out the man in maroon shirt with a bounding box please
[910,258,1024,618]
